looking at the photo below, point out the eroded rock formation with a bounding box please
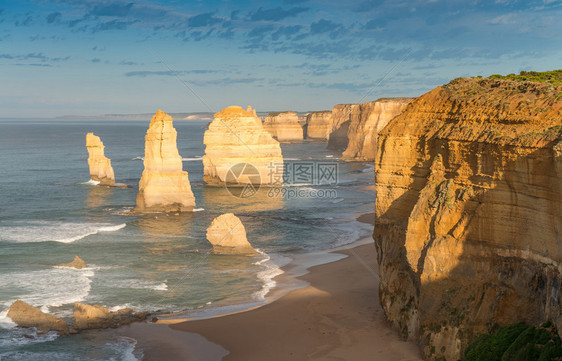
[86,133,115,186]
[263,111,304,142]
[134,110,196,213]
[57,256,87,269]
[374,76,562,360]
[203,106,283,186]
[341,98,412,161]
[7,300,69,335]
[206,213,257,255]
[73,302,148,330]
[305,111,332,139]
[327,104,356,150]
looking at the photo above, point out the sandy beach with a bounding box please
[118,213,423,360]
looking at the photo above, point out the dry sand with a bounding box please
[120,213,422,361]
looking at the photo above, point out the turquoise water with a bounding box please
[0,118,375,360]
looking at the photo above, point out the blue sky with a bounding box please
[1,0,561,117]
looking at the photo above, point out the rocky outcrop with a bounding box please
[57,256,87,269]
[327,104,356,150]
[86,133,115,186]
[73,302,148,330]
[203,106,283,186]
[7,300,69,335]
[374,76,562,360]
[341,98,412,161]
[305,111,332,139]
[134,110,196,213]
[206,213,257,255]
[263,111,304,142]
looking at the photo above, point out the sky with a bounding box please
[1,0,561,117]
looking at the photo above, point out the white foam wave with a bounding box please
[132,156,144,161]
[182,156,203,161]
[0,221,126,243]
[193,208,205,212]
[80,179,100,185]
[0,308,16,329]
[325,155,334,158]
[0,267,94,313]
[116,279,168,291]
[252,252,291,301]
[283,183,313,187]
[107,337,141,361]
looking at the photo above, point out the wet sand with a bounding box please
[121,213,422,360]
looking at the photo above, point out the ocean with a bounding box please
[0,118,375,360]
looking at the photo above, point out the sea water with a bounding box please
[0,118,376,360]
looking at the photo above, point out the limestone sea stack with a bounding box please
[341,98,412,161]
[305,111,332,139]
[263,111,304,142]
[203,106,283,186]
[86,133,115,186]
[7,300,69,335]
[206,213,257,255]
[374,75,562,360]
[73,302,148,330]
[134,110,196,213]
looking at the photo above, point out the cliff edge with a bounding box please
[374,74,562,360]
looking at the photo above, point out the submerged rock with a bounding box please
[56,256,87,269]
[7,300,69,335]
[86,133,115,186]
[202,106,283,186]
[206,213,257,255]
[134,110,196,213]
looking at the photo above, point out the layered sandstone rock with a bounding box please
[341,98,412,161]
[263,111,304,142]
[206,213,257,255]
[203,106,283,186]
[57,256,87,269]
[73,302,148,330]
[134,110,196,213]
[7,300,69,335]
[327,104,356,150]
[374,76,562,360]
[305,111,332,139]
[86,133,115,186]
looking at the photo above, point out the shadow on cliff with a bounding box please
[374,135,562,360]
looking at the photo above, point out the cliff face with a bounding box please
[263,111,304,142]
[86,133,115,186]
[342,98,412,161]
[134,110,195,213]
[203,106,283,186]
[327,104,356,150]
[374,77,562,360]
[305,111,332,139]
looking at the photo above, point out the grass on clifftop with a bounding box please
[461,321,562,361]
[478,70,562,85]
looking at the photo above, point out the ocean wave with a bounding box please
[182,156,203,161]
[0,221,126,243]
[80,179,100,185]
[115,279,168,291]
[252,252,291,301]
[193,208,205,212]
[132,156,144,161]
[0,267,94,314]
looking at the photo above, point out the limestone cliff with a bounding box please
[203,106,283,186]
[206,213,257,255]
[305,111,332,140]
[134,110,196,213]
[263,111,304,142]
[374,76,562,360]
[86,133,115,186]
[341,98,412,161]
[327,104,356,150]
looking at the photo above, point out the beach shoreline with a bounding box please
[117,212,422,360]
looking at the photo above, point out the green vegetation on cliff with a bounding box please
[483,70,562,85]
[462,322,562,361]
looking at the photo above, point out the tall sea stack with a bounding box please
[86,133,115,186]
[134,110,195,213]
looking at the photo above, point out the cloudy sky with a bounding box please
[1,0,561,117]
